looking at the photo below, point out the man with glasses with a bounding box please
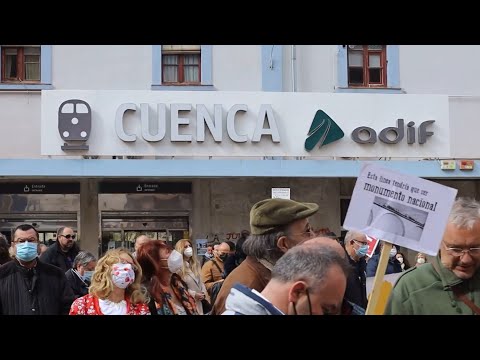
[0,224,75,314]
[40,226,80,272]
[343,230,369,310]
[223,240,349,315]
[385,197,480,315]
[210,198,319,315]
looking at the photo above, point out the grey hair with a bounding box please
[73,251,97,269]
[448,197,480,230]
[344,230,365,245]
[272,244,351,292]
[241,229,287,264]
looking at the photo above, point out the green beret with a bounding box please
[250,198,319,235]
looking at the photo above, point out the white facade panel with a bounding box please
[0,93,40,158]
[52,45,152,90]
[400,45,480,95]
[212,45,262,91]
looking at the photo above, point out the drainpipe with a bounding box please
[291,45,297,92]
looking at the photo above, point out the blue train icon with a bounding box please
[58,99,91,151]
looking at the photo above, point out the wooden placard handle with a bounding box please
[365,241,392,315]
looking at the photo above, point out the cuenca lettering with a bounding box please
[115,103,281,144]
[351,119,435,145]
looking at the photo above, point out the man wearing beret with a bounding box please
[210,198,318,315]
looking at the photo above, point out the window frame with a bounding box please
[161,50,201,85]
[0,45,53,90]
[1,46,41,83]
[151,45,214,91]
[347,45,387,88]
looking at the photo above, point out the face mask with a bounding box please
[83,270,94,282]
[390,247,397,258]
[16,242,38,262]
[111,263,135,289]
[417,258,426,264]
[355,244,369,258]
[184,247,193,258]
[397,257,404,264]
[219,253,228,261]
[167,250,184,273]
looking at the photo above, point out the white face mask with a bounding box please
[111,263,135,289]
[417,258,426,264]
[397,257,404,264]
[168,250,184,273]
[184,247,193,258]
[389,247,397,258]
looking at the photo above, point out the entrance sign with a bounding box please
[343,164,457,256]
[271,188,290,199]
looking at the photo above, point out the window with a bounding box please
[1,46,41,83]
[162,45,201,85]
[347,45,386,87]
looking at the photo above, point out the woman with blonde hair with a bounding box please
[69,248,150,315]
[137,240,198,315]
[175,239,210,314]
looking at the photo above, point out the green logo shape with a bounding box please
[304,110,344,151]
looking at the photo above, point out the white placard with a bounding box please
[272,188,290,199]
[343,163,457,256]
[195,239,208,256]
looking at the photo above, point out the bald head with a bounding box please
[135,235,150,252]
[301,236,346,259]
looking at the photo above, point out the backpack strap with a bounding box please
[431,258,480,315]
[210,259,223,274]
[451,286,480,315]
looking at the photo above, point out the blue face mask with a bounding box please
[355,244,369,257]
[16,242,38,262]
[83,270,94,282]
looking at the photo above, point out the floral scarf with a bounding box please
[154,274,199,315]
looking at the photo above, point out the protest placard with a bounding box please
[366,235,380,258]
[343,163,458,256]
[195,239,208,256]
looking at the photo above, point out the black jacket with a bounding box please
[40,242,80,272]
[0,259,75,315]
[65,268,89,299]
[344,249,368,309]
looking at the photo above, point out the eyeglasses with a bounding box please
[289,227,315,239]
[443,243,480,257]
[60,234,76,240]
[14,237,38,244]
[353,239,369,247]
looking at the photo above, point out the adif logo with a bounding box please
[304,110,344,151]
[58,99,92,151]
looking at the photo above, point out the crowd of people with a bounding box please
[0,196,479,315]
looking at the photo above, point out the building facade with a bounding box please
[1,45,480,264]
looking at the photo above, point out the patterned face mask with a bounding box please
[111,263,135,289]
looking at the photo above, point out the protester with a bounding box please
[385,197,480,315]
[223,242,349,315]
[69,248,150,315]
[0,224,75,315]
[211,198,318,315]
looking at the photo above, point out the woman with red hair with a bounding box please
[137,240,198,315]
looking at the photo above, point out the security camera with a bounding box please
[142,222,148,227]
[32,222,37,227]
